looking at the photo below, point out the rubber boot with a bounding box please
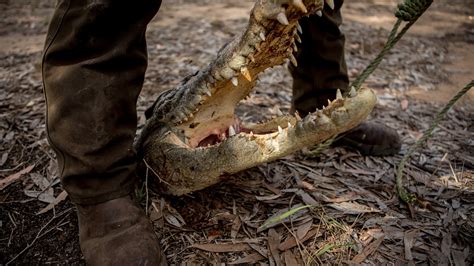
[42,0,166,264]
[291,0,401,156]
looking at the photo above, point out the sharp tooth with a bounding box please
[295,111,302,120]
[205,90,212,97]
[250,131,254,137]
[231,77,239,87]
[295,34,302,43]
[325,0,335,10]
[229,126,236,136]
[316,10,323,17]
[292,0,308,13]
[276,108,283,116]
[241,67,252,82]
[276,12,289,26]
[259,32,266,41]
[191,95,202,105]
[292,42,298,52]
[278,126,283,134]
[289,53,298,67]
[328,99,332,105]
[350,86,357,97]
[288,122,292,128]
[336,89,343,100]
[322,105,326,110]
[296,22,303,34]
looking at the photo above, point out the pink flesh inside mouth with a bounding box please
[196,117,249,147]
[194,117,280,148]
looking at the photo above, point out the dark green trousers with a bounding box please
[42,0,347,204]
[42,0,162,204]
[290,0,348,115]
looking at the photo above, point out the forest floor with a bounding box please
[1,0,473,265]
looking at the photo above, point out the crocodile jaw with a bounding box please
[144,88,376,195]
[141,0,377,195]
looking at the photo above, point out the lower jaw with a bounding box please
[144,88,377,196]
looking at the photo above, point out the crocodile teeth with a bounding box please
[241,67,252,82]
[325,0,335,10]
[296,23,303,34]
[192,95,202,105]
[259,32,266,41]
[205,90,212,97]
[349,86,357,97]
[289,53,298,67]
[229,125,236,136]
[276,12,289,26]
[295,111,302,120]
[231,77,239,87]
[292,0,308,13]
[278,126,283,134]
[287,122,292,128]
[336,88,343,100]
[295,34,302,43]
[292,42,298,52]
[276,108,283,116]
[316,10,323,17]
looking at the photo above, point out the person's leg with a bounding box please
[42,0,166,264]
[291,0,401,156]
[290,0,347,114]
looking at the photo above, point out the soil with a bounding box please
[1,0,473,265]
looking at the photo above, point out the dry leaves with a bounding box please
[0,164,34,191]
[1,0,473,265]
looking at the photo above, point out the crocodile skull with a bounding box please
[138,0,377,195]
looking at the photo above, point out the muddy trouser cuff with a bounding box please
[290,0,349,115]
[42,0,162,205]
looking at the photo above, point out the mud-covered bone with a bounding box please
[138,0,377,195]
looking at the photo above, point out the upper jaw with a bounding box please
[147,0,329,147]
[145,0,326,128]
